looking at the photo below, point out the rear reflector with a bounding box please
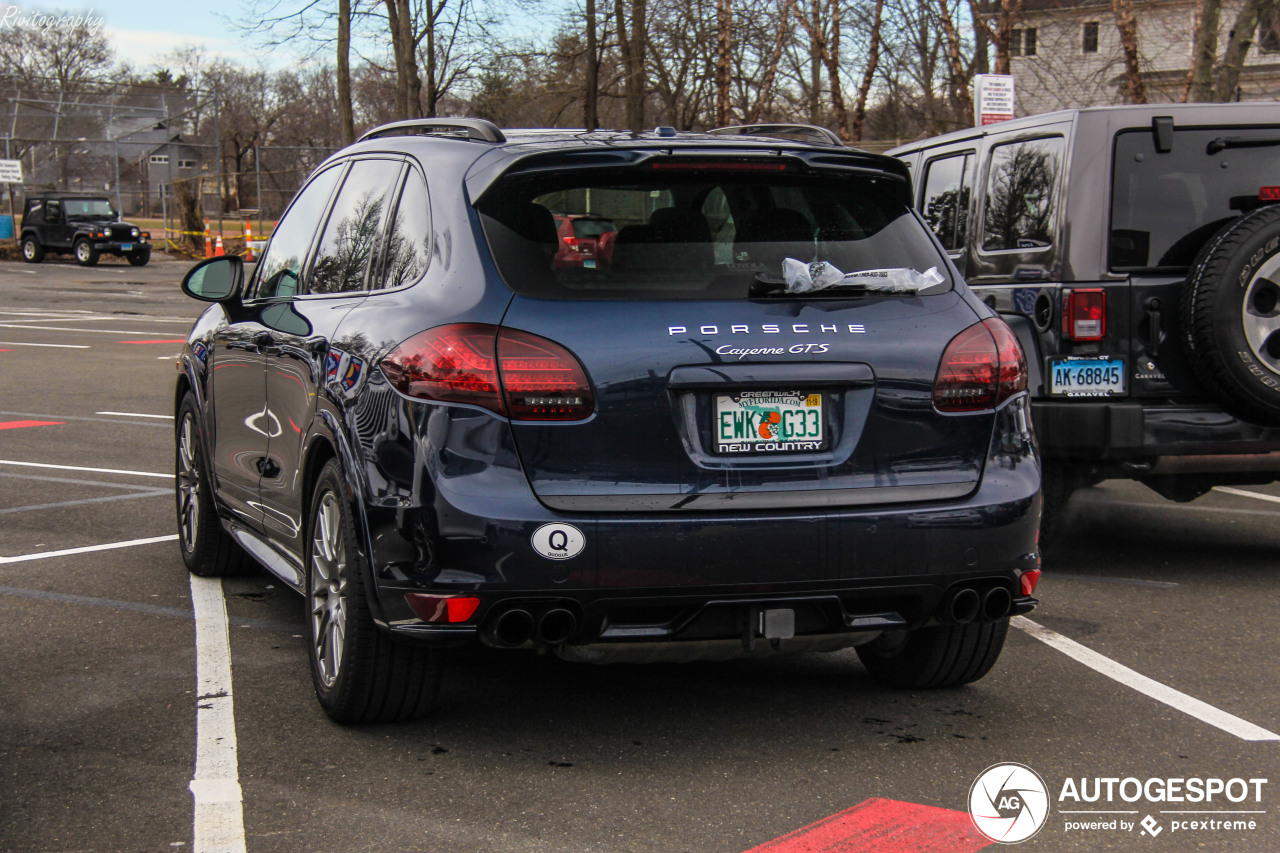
[1020,569,1042,596]
[380,323,594,420]
[934,318,1028,412]
[1064,288,1106,341]
[405,594,481,623]
[1260,186,1280,201]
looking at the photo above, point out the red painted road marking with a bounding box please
[0,420,64,430]
[743,798,991,853]
[119,339,187,345]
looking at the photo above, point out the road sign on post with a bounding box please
[0,159,24,183]
[974,75,1016,126]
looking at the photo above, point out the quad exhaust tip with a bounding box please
[940,586,1012,625]
[484,605,579,647]
[944,588,981,625]
[536,608,578,645]
[490,608,535,647]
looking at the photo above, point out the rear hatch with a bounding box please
[1110,123,1280,399]
[475,149,994,512]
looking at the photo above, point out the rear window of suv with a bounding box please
[1110,126,1280,270]
[476,166,950,299]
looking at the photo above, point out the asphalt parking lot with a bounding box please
[1,254,1277,852]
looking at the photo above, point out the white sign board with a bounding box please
[0,159,23,183]
[974,75,1015,126]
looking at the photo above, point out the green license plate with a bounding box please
[714,390,824,454]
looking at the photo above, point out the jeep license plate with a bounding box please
[1048,357,1126,397]
[121,243,133,251]
[715,390,824,453]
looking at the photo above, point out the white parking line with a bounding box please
[1214,486,1280,505]
[0,340,91,349]
[96,411,175,420]
[0,324,188,335]
[0,459,170,479]
[188,575,247,853]
[0,534,177,564]
[1013,617,1280,742]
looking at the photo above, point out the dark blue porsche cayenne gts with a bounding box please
[175,119,1041,723]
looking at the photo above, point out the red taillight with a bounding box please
[562,236,579,250]
[934,318,1027,412]
[1020,569,1041,596]
[380,324,594,420]
[380,323,502,411]
[1260,186,1280,201]
[405,594,481,623]
[1063,288,1105,341]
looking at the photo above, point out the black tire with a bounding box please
[1181,205,1280,424]
[175,393,249,577]
[73,238,99,266]
[127,247,151,266]
[856,618,1008,689]
[306,460,443,724]
[20,235,43,263]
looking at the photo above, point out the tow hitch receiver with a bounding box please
[743,606,796,652]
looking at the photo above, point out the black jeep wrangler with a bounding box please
[892,103,1280,541]
[20,193,151,266]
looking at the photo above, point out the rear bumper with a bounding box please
[1033,400,1280,477]
[352,393,1041,646]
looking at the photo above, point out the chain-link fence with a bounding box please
[0,75,336,256]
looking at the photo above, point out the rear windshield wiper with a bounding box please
[749,273,872,297]
[1206,136,1280,154]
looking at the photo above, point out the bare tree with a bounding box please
[1215,0,1272,100]
[1112,0,1147,103]
[852,0,885,140]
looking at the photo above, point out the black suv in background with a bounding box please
[176,119,1040,723]
[20,193,151,266]
[892,104,1280,540]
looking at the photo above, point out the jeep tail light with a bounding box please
[1260,186,1280,202]
[934,318,1027,412]
[380,323,594,420]
[1063,288,1105,341]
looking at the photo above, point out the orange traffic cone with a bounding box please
[244,220,254,262]
[214,234,224,256]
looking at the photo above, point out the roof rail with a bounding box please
[358,118,506,144]
[707,124,843,147]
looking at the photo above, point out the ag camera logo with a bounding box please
[969,763,1051,844]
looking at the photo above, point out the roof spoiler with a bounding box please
[707,123,844,147]
[358,118,506,144]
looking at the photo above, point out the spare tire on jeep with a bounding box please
[1181,204,1280,425]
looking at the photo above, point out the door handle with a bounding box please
[304,336,329,355]
[252,330,275,349]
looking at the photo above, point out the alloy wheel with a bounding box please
[176,414,200,553]
[310,491,347,688]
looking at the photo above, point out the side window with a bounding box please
[254,165,342,300]
[981,137,1064,252]
[376,167,431,290]
[920,152,974,252]
[46,201,62,223]
[310,159,403,295]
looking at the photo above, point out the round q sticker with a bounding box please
[531,523,585,561]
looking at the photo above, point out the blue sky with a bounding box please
[28,1,559,73]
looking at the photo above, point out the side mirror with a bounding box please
[182,255,244,303]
